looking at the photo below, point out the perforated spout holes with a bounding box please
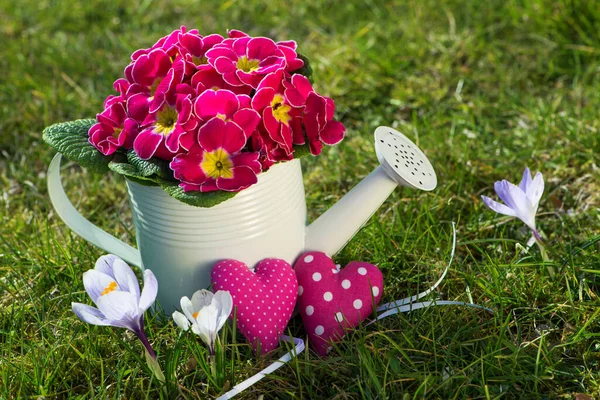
[374,126,437,191]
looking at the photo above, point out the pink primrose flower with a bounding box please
[129,27,223,76]
[122,83,152,122]
[251,71,304,156]
[206,36,287,88]
[88,28,343,195]
[130,26,185,61]
[226,29,249,39]
[89,101,138,155]
[282,73,314,108]
[249,132,277,170]
[226,29,304,72]
[276,40,304,72]
[103,79,130,109]
[303,92,345,155]
[178,31,224,76]
[250,126,298,169]
[125,48,173,88]
[170,118,261,192]
[193,89,260,138]
[190,68,252,96]
[281,73,346,155]
[133,85,198,160]
[125,58,185,124]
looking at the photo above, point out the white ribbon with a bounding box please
[372,300,494,323]
[216,336,305,400]
[369,222,494,325]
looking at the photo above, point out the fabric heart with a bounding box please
[294,251,383,356]
[211,258,298,354]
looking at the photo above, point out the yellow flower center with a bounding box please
[112,127,123,139]
[270,94,292,125]
[154,106,178,136]
[101,281,118,296]
[236,56,260,73]
[201,148,234,179]
[192,311,199,319]
[191,55,208,66]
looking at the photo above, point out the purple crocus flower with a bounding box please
[481,167,544,240]
[72,255,159,359]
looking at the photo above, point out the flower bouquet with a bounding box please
[43,26,345,207]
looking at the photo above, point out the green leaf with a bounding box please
[144,349,165,384]
[292,53,312,81]
[162,184,238,208]
[127,151,171,178]
[43,119,112,174]
[128,176,162,187]
[292,143,312,159]
[108,161,159,186]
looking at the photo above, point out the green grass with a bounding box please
[2,0,600,398]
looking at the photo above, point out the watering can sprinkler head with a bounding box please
[374,126,437,191]
[304,126,438,257]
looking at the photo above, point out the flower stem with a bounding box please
[534,230,554,277]
[136,321,157,360]
[136,320,165,385]
[209,354,217,381]
[144,348,166,385]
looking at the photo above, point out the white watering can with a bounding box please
[48,126,437,314]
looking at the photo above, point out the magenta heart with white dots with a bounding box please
[294,251,383,356]
[211,258,298,354]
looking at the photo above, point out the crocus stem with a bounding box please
[136,327,156,360]
[534,231,554,277]
[136,322,165,385]
[144,348,166,385]
[209,354,217,381]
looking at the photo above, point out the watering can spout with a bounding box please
[305,166,398,255]
[304,126,437,256]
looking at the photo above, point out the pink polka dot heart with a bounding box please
[295,251,383,356]
[211,258,298,354]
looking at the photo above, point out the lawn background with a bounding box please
[2,0,600,398]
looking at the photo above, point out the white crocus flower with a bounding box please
[72,254,159,358]
[172,289,233,354]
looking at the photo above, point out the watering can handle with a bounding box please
[47,154,142,268]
